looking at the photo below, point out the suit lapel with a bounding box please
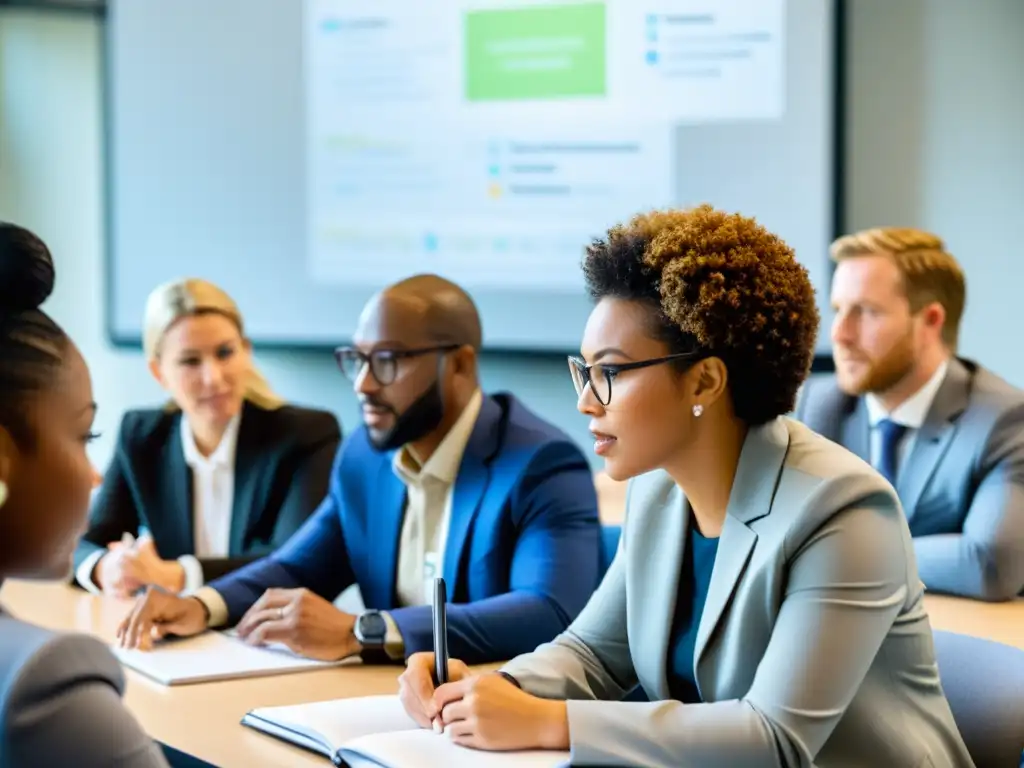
[228,402,261,553]
[371,459,407,608]
[693,419,789,683]
[442,455,489,591]
[164,412,195,554]
[841,398,871,463]
[642,479,688,701]
[898,359,969,519]
[442,397,501,592]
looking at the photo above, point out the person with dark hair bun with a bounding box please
[0,223,168,767]
[397,206,972,767]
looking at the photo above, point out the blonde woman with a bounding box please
[73,279,341,597]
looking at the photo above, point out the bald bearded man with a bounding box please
[116,275,602,664]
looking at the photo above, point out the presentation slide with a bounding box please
[305,0,783,291]
[106,0,837,352]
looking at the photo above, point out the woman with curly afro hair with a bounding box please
[398,206,972,768]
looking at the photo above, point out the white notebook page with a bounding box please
[341,728,570,768]
[111,629,349,685]
[245,695,417,754]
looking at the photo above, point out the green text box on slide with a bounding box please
[465,3,607,101]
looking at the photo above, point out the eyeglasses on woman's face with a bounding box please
[334,344,459,386]
[567,351,703,406]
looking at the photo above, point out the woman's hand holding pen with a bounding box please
[398,652,472,728]
[398,653,570,752]
[434,673,570,751]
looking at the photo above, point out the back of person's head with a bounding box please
[830,227,965,351]
[0,223,99,579]
[144,278,282,416]
[576,205,818,479]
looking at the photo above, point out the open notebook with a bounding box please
[111,629,351,685]
[241,694,570,767]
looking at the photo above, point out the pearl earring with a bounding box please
[0,480,7,509]
[692,404,704,418]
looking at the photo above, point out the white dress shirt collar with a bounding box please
[865,359,950,429]
[180,410,241,470]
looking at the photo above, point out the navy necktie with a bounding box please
[876,418,907,487]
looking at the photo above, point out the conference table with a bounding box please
[2,579,1021,767]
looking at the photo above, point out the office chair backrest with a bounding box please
[932,629,1024,768]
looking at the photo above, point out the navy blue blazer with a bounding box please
[210,393,602,664]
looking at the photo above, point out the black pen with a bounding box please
[432,577,449,686]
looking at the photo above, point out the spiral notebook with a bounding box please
[241,694,570,767]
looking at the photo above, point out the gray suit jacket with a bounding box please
[0,606,168,767]
[796,358,1024,601]
[501,418,974,768]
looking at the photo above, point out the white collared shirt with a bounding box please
[176,411,241,590]
[75,411,241,596]
[864,359,949,477]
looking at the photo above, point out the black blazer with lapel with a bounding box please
[73,400,342,584]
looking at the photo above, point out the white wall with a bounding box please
[0,8,583,470]
[844,0,1024,369]
[3,0,1024,470]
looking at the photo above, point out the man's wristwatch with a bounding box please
[354,610,390,662]
[354,610,387,647]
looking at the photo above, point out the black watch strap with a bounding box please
[359,646,394,665]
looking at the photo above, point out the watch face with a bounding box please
[359,612,387,639]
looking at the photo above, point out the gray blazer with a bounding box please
[501,418,974,768]
[796,357,1024,601]
[0,606,168,767]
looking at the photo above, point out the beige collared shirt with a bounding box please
[196,390,484,648]
[390,388,483,609]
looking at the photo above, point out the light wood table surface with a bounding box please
[920,593,1023,650]
[0,579,417,767]
[4,574,1022,766]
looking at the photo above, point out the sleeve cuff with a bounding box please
[381,611,406,661]
[177,555,204,595]
[75,550,105,595]
[496,671,522,689]
[193,586,230,627]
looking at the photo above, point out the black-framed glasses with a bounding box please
[334,344,459,386]
[568,351,704,406]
